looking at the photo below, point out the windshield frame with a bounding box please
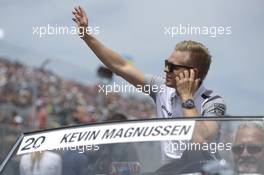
[1,116,263,174]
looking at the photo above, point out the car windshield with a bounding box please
[1,117,264,175]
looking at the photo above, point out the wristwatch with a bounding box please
[182,99,195,109]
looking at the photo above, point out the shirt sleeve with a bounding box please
[144,74,165,102]
[201,96,226,116]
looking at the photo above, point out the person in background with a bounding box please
[19,151,62,175]
[232,121,264,174]
[61,149,89,175]
[84,113,139,174]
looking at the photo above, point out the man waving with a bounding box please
[72,6,226,163]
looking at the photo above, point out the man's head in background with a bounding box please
[107,113,127,122]
[164,40,211,88]
[232,121,264,174]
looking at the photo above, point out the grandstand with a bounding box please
[0,57,155,162]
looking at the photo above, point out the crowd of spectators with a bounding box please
[0,57,155,130]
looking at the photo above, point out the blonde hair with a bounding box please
[30,152,44,171]
[175,40,212,80]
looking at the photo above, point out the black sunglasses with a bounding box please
[165,60,193,73]
[232,144,263,155]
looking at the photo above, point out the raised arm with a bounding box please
[72,6,145,87]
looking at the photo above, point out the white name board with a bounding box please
[17,120,195,155]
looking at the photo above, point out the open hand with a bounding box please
[175,69,201,101]
[72,6,88,37]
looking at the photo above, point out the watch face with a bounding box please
[183,99,195,109]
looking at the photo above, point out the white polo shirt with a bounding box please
[144,74,226,163]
